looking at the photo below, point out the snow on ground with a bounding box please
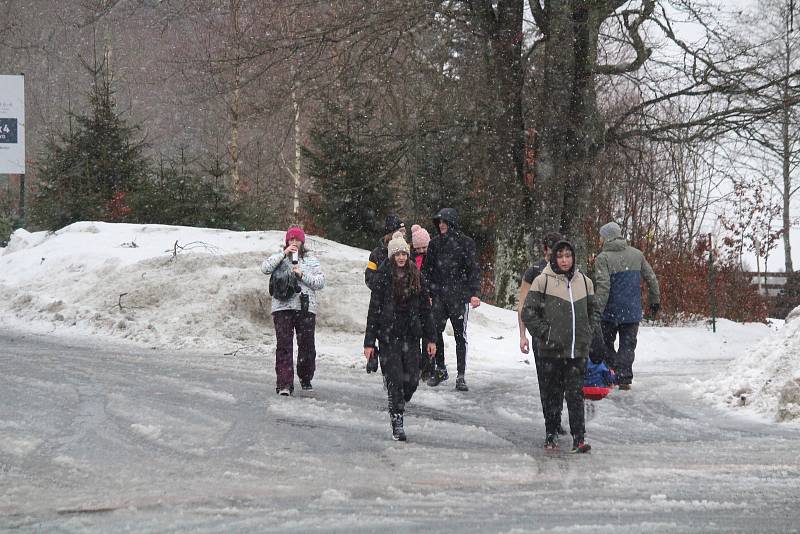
[1,221,798,424]
[697,311,800,422]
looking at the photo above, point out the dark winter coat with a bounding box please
[364,238,389,290]
[522,258,548,285]
[422,208,481,304]
[364,261,436,348]
[593,237,660,324]
[522,242,597,360]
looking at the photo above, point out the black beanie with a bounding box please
[384,214,404,235]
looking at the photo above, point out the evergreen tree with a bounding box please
[31,54,149,230]
[302,104,397,250]
[127,150,244,230]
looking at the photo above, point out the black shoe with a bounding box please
[570,434,591,453]
[427,367,448,387]
[544,433,558,450]
[618,383,631,391]
[300,380,313,391]
[556,424,568,436]
[277,387,292,396]
[390,412,406,441]
[455,375,468,391]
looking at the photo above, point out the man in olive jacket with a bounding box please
[522,240,596,452]
[593,222,660,389]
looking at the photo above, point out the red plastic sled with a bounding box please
[583,386,613,401]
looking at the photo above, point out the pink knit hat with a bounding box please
[411,224,430,249]
[285,226,306,244]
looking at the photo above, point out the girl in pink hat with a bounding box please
[261,226,325,396]
[410,224,430,271]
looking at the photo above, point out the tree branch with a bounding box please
[594,1,655,75]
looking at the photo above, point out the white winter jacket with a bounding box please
[261,251,325,314]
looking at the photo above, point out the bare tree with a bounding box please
[734,0,800,273]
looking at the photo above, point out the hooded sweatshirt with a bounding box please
[522,241,596,359]
[422,208,481,304]
[593,236,660,324]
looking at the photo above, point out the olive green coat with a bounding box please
[522,263,597,359]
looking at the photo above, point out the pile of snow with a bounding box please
[0,222,370,351]
[698,306,800,422]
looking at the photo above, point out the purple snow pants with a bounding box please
[272,310,317,392]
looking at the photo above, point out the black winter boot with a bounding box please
[570,434,591,453]
[390,412,407,442]
[455,374,468,391]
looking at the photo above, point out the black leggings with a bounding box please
[433,300,469,374]
[379,336,421,414]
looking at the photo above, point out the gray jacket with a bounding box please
[261,251,325,314]
[593,237,659,324]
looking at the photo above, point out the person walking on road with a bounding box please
[261,226,325,396]
[517,231,567,436]
[593,222,660,390]
[523,240,596,453]
[422,208,481,392]
[411,223,433,380]
[364,235,437,441]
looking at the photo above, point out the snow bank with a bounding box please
[0,222,370,351]
[698,313,800,422]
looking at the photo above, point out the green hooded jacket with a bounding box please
[522,259,597,360]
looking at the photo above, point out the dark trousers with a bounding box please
[538,358,587,436]
[379,335,421,414]
[433,300,469,375]
[272,310,316,392]
[601,321,639,385]
[531,338,564,424]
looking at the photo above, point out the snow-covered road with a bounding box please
[3,328,799,533]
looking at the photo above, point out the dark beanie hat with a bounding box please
[384,214,405,235]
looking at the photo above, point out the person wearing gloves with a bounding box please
[422,208,482,392]
[364,235,437,441]
[593,222,660,390]
[523,240,596,453]
[261,226,325,396]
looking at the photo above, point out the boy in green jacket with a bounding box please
[522,240,595,453]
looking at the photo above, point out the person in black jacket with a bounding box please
[364,214,405,290]
[422,207,481,392]
[364,235,437,441]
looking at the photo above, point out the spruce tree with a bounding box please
[31,54,149,230]
[302,104,396,250]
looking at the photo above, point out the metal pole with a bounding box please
[19,72,25,225]
[19,173,25,223]
[708,233,716,333]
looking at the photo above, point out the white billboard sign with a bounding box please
[0,75,25,174]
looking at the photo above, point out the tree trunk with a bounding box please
[782,40,794,273]
[228,0,242,197]
[531,5,602,266]
[470,1,530,306]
